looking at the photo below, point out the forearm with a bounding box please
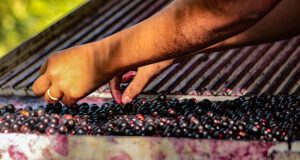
[203,0,300,52]
[144,0,300,66]
[93,0,280,74]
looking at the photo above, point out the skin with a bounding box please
[111,0,300,104]
[33,0,282,105]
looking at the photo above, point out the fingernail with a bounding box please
[122,96,132,104]
[116,98,122,104]
[115,95,122,104]
[131,71,137,76]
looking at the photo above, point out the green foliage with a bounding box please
[0,0,85,58]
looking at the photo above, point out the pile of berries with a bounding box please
[0,94,300,141]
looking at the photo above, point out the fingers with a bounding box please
[109,71,137,104]
[39,61,48,75]
[33,75,76,105]
[121,71,152,104]
[32,75,51,96]
[109,77,122,104]
[61,96,77,106]
[45,85,64,104]
[121,71,136,82]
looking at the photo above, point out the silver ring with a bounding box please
[47,89,59,101]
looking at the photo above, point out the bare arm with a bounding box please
[203,0,300,52]
[33,0,280,104]
[95,0,280,74]
[110,0,299,104]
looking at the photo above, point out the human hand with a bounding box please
[32,44,113,105]
[109,59,174,104]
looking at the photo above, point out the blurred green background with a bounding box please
[0,0,86,58]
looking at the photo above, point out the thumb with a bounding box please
[121,71,153,104]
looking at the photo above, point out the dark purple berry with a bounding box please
[57,125,68,134]
[75,128,86,135]
[35,123,47,133]
[65,119,75,129]
[5,104,15,113]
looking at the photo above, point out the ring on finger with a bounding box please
[47,89,59,101]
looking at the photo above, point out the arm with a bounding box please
[33,0,280,104]
[111,0,300,104]
[95,0,280,74]
[203,0,300,52]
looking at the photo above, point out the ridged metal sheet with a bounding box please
[0,0,299,96]
[145,36,300,95]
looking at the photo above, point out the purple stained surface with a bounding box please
[0,133,297,159]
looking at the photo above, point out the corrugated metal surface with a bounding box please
[0,0,299,96]
[144,36,300,95]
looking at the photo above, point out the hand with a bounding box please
[32,44,113,105]
[109,59,174,104]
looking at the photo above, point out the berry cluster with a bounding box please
[0,95,299,141]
